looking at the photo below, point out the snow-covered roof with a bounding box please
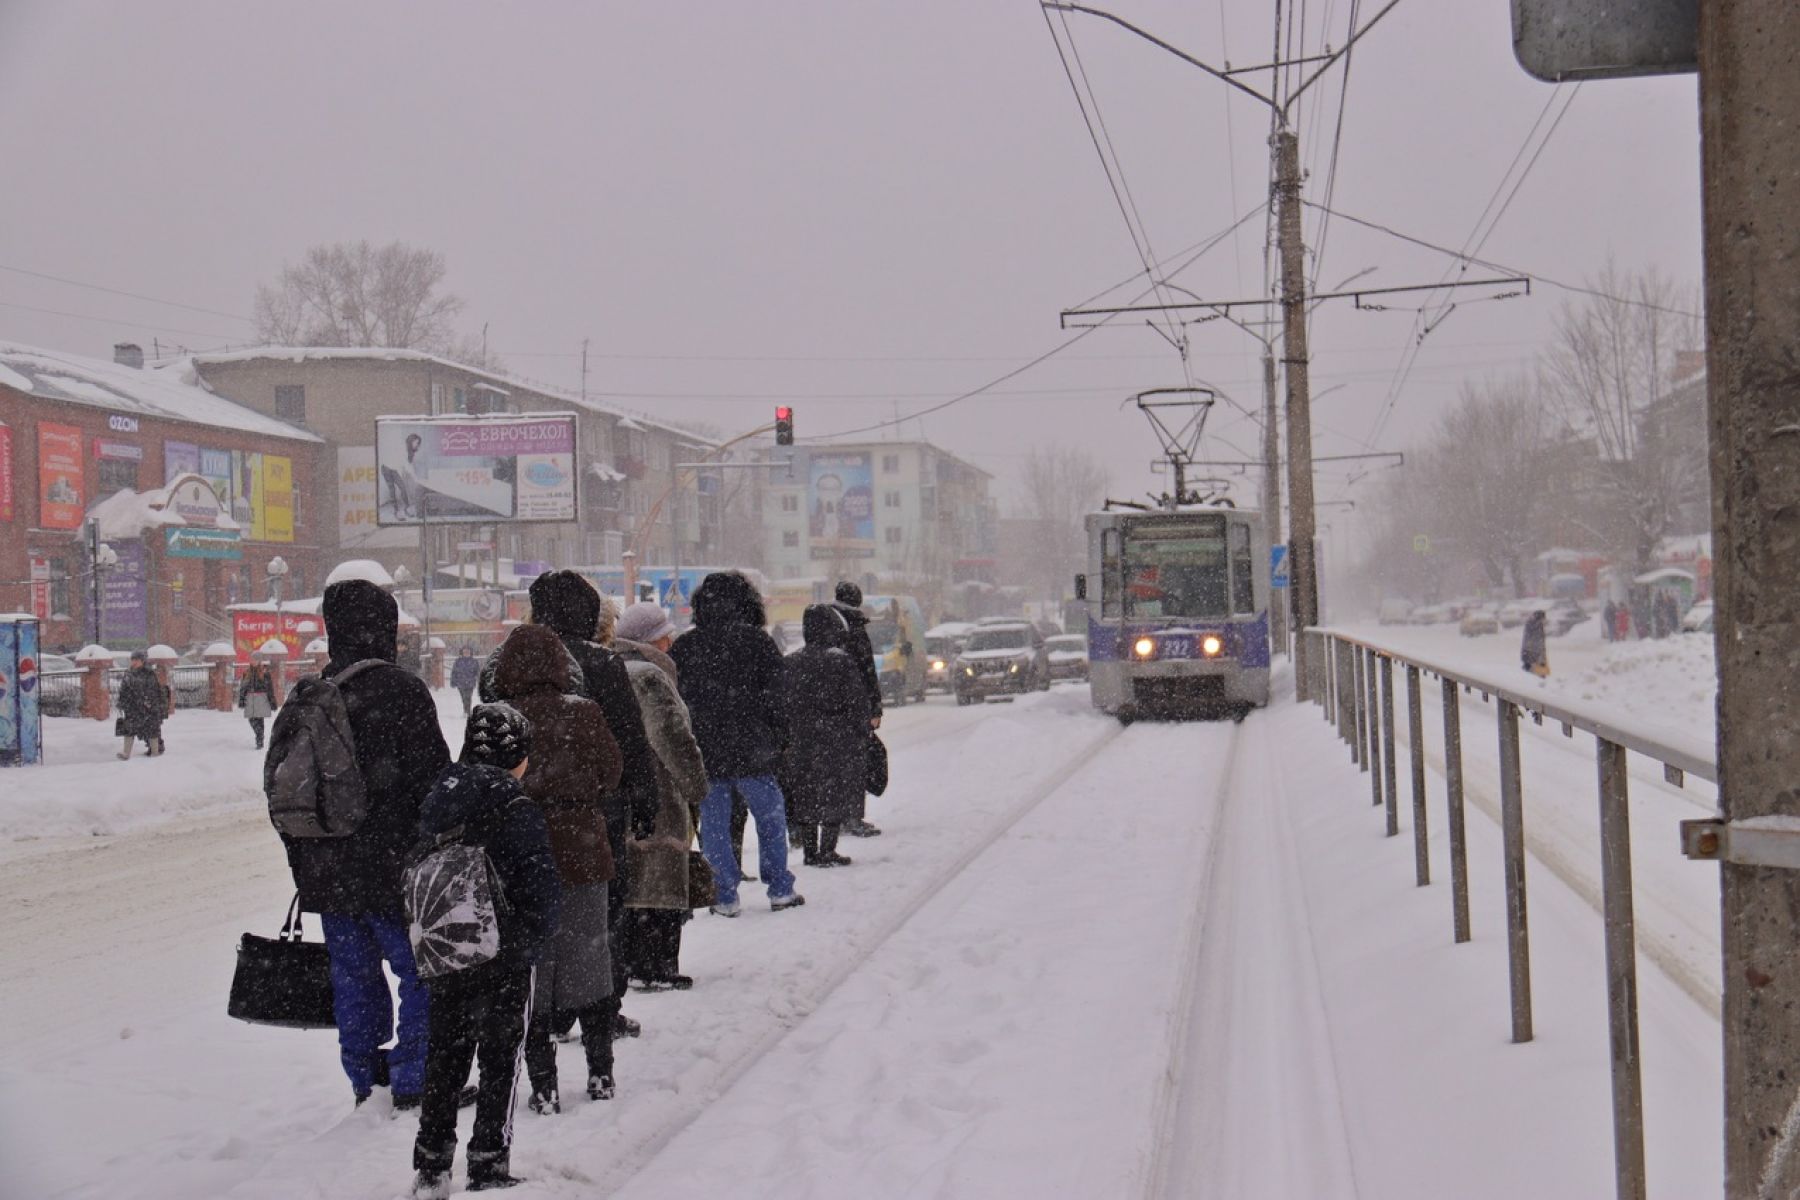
[84,475,244,541]
[0,342,321,443]
[75,644,113,662]
[256,638,289,655]
[1635,567,1696,584]
[147,644,178,661]
[203,642,235,657]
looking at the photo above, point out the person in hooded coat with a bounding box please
[488,622,623,1110]
[783,605,874,868]
[280,579,451,1107]
[670,572,803,916]
[610,601,708,988]
[116,650,167,758]
[1521,610,1550,676]
[832,582,885,838]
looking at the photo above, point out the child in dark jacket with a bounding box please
[411,703,562,1199]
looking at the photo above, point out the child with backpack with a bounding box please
[406,703,562,1197]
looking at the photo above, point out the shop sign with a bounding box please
[107,414,140,434]
[0,425,12,522]
[29,559,49,620]
[166,474,229,529]
[94,438,143,461]
[165,527,243,560]
[101,540,148,644]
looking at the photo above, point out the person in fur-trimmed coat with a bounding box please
[782,604,874,868]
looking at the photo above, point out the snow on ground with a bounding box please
[1,670,1726,1199]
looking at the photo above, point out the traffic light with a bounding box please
[775,405,794,446]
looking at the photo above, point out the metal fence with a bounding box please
[1299,627,1717,1200]
[38,669,84,718]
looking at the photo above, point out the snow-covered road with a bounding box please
[1,669,1726,1199]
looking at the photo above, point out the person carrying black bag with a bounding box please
[783,605,874,867]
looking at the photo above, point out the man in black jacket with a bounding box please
[833,581,884,838]
[671,571,803,916]
[280,579,451,1108]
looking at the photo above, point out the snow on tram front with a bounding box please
[1076,504,1272,721]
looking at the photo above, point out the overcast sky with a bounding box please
[0,1,1703,537]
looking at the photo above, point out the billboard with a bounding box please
[375,414,577,525]
[164,440,201,483]
[0,424,11,522]
[336,447,415,550]
[808,451,875,559]
[38,423,85,530]
[101,539,149,645]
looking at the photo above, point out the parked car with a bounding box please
[1044,634,1089,683]
[954,622,1050,705]
[1410,604,1454,625]
[1681,601,1714,634]
[1458,607,1500,637]
[38,653,84,717]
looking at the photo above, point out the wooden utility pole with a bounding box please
[1699,3,1800,1194]
[1275,130,1318,695]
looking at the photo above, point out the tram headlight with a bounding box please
[1133,636,1156,659]
[1201,635,1223,657]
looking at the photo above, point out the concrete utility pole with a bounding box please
[1699,3,1800,1194]
[1274,130,1318,695]
[1261,347,1288,654]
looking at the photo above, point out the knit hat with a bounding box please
[834,581,863,607]
[461,702,532,770]
[616,601,678,645]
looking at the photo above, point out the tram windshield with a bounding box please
[1122,517,1230,620]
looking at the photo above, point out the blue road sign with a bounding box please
[1271,544,1290,589]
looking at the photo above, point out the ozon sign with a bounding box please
[107,414,139,434]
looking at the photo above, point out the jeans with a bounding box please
[700,776,794,905]
[414,966,532,1174]
[320,912,430,1099]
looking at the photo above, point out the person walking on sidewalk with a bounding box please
[450,645,481,717]
[409,703,562,1199]
[238,660,276,750]
[116,649,166,759]
[488,623,623,1112]
[783,604,874,868]
[670,572,804,917]
[832,582,883,838]
[275,579,450,1109]
[1521,610,1550,677]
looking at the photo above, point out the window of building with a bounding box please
[882,454,900,474]
[884,490,901,509]
[97,457,139,497]
[783,531,800,548]
[453,387,467,413]
[47,558,71,619]
[275,385,306,424]
[781,494,799,513]
[431,382,446,414]
[885,526,903,545]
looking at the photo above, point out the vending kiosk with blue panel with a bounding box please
[0,614,44,766]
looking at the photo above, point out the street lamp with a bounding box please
[266,556,289,649]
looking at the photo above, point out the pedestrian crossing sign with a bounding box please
[1271,544,1290,589]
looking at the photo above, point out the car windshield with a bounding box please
[1046,636,1084,652]
[925,637,952,657]
[966,628,1029,651]
[868,620,899,653]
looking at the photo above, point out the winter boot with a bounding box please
[527,1087,560,1115]
[709,899,741,918]
[613,1011,641,1039]
[771,892,807,912]
[587,1073,616,1101]
[467,1150,525,1192]
[410,1169,452,1200]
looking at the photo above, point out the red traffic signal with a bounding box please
[775,406,794,446]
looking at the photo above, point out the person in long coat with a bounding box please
[783,604,875,867]
[488,623,624,1110]
[1521,610,1550,677]
[237,660,276,749]
[116,651,166,759]
[611,601,709,989]
[449,645,482,716]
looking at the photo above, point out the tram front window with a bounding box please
[1123,519,1229,619]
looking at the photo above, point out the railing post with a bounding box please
[1407,664,1429,885]
[1442,677,1470,943]
[1596,737,1647,1200]
[1497,697,1533,1043]
[1367,649,1383,807]
[1320,634,1335,723]
[1337,641,1354,748]
[1353,644,1368,768]
[1380,655,1398,835]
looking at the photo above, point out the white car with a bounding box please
[1044,634,1089,683]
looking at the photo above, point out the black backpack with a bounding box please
[263,660,384,839]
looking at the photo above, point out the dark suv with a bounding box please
[953,623,1050,705]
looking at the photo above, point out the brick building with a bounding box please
[0,342,326,652]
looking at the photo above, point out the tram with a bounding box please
[1076,503,1272,720]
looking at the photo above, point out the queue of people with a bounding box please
[263,568,886,1197]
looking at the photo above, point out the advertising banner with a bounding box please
[164,440,200,483]
[0,424,12,522]
[199,447,234,510]
[101,539,149,645]
[29,559,49,620]
[375,414,577,525]
[807,451,875,559]
[230,609,311,663]
[0,617,44,766]
[261,455,293,543]
[394,587,507,629]
[38,423,85,530]
[336,446,414,550]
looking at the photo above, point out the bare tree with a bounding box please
[254,240,466,351]
[1544,262,1705,570]
[1017,445,1109,608]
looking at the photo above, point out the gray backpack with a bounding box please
[263,660,384,839]
[403,827,512,980]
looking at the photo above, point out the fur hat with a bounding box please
[616,601,678,645]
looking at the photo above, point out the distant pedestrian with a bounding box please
[409,702,562,1199]
[1521,610,1550,677]
[832,582,884,839]
[488,623,623,1112]
[670,572,804,917]
[116,650,166,759]
[783,604,874,868]
[449,644,481,716]
[1601,600,1617,642]
[237,660,276,749]
[272,579,450,1109]
[1614,603,1631,641]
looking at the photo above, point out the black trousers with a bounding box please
[414,966,533,1173]
[627,909,687,981]
[525,1000,612,1093]
[248,717,265,747]
[801,822,840,859]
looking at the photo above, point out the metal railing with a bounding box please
[1300,627,1717,1200]
[38,669,84,717]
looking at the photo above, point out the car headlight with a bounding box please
[1133,637,1156,659]
[963,665,974,676]
[931,659,946,670]
[1008,662,1019,673]
[1201,635,1223,657]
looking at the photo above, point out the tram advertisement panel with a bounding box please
[375,414,577,526]
[807,451,875,558]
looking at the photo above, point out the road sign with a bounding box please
[1510,0,1696,82]
[1271,544,1290,589]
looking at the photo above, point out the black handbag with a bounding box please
[686,849,718,910]
[866,731,889,797]
[228,894,337,1029]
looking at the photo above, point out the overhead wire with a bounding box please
[0,264,256,325]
